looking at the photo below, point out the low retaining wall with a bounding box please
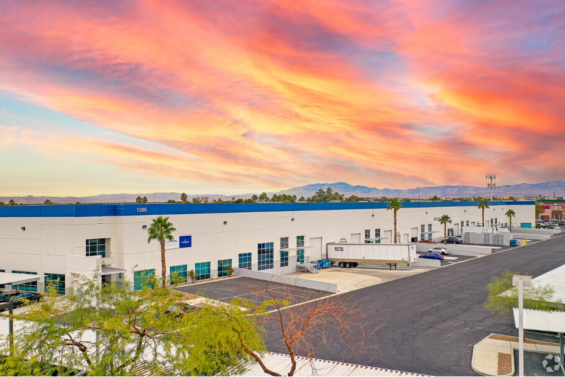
[512,227,560,235]
[232,268,338,293]
[415,243,492,256]
[511,233,551,240]
[412,258,441,267]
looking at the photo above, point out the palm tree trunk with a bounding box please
[444,224,447,245]
[509,217,512,232]
[394,210,397,244]
[482,208,485,227]
[160,241,167,288]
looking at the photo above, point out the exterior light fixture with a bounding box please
[142,225,147,229]
[372,214,374,217]
[291,218,295,221]
[21,227,26,231]
[223,221,228,225]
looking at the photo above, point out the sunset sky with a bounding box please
[1,0,564,196]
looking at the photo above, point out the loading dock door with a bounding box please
[309,237,322,260]
[403,234,409,243]
[351,233,361,243]
[454,224,459,236]
[384,230,392,244]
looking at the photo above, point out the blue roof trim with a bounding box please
[0,201,535,218]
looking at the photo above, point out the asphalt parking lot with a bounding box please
[264,233,565,376]
[175,276,332,306]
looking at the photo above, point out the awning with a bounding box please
[0,273,43,286]
[513,308,565,333]
[101,266,127,276]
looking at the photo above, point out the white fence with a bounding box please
[232,268,337,293]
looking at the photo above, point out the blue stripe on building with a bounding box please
[0,201,535,218]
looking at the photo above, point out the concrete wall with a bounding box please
[233,267,338,293]
[415,242,496,256]
[511,227,560,235]
[511,233,551,240]
[413,258,441,267]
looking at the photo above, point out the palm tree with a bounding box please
[387,198,403,243]
[8,199,16,206]
[44,199,53,205]
[505,209,516,231]
[136,196,143,204]
[147,216,177,288]
[180,193,187,204]
[142,196,148,204]
[477,198,490,226]
[439,214,452,245]
[251,194,258,202]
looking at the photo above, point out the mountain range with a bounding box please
[1,180,564,205]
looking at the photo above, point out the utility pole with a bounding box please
[486,174,496,201]
[513,275,532,377]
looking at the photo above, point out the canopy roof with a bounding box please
[513,308,565,333]
[0,272,43,286]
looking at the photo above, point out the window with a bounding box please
[420,233,425,241]
[258,243,274,271]
[86,238,106,257]
[217,259,232,277]
[466,221,469,226]
[134,269,155,291]
[195,262,211,281]
[471,221,475,226]
[12,270,38,292]
[428,224,432,232]
[420,224,425,233]
[239,253,252,270]
[45,273,65,294]
[375,229,381,244]
[280,237,289,267]
[297,236,305,264]
[364,230,371,243]
[170,265,188,284]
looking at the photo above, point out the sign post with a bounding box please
[513,275,532,377]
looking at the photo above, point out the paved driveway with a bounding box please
[264,234,565,376]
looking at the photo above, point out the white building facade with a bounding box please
[0,201,535,293]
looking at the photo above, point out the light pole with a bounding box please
[513,274,532,377]
[486,174,496,201]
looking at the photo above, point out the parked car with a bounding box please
[428,247,450,255]
[0,291,18,302]
[0,292,43,312]
[419,253,444,261]
[446,236,463,244]
[418,240,437,244]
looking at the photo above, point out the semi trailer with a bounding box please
[326,243,418,269]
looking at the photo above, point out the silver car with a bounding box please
[428,247,450,255]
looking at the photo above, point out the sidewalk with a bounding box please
[472,333,561,376]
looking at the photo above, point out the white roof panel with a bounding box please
[513,308,565,333]
[0,272,43,286]
[239,352,429,376]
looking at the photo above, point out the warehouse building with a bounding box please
[0,201,534,294]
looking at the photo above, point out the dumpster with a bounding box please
[510,239,518,246]
[316,261,323,269]
[323,259,332,268]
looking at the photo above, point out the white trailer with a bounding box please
[326,243,417,269]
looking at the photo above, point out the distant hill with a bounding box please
[1,180,564,205]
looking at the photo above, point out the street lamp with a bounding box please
[513,274,532,377]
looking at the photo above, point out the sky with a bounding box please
[0,0,564,196]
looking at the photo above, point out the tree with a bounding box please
[387,198,403,243]
[505,209,516,231]
[251,194,258,203]
[477,198,490,226]
[258,192,270,202]
[192,197,202,204]
[136,196,143,204]
[190,281,373,376]
[0,274,225,376]
[147,216,176,287]
[44,199,53,205]
[8,199,16,206]
[439,214,452,245]
[429,195,440,201]
[142,196,148,204]
[485,270,560,314]
[180,193,188,204]
[345,195,361,202]
[298,197,305,202]
[0,202,4,206]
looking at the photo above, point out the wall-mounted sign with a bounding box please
[179,235,192,248]
[165,235,192,250]
[335,247,344,251]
